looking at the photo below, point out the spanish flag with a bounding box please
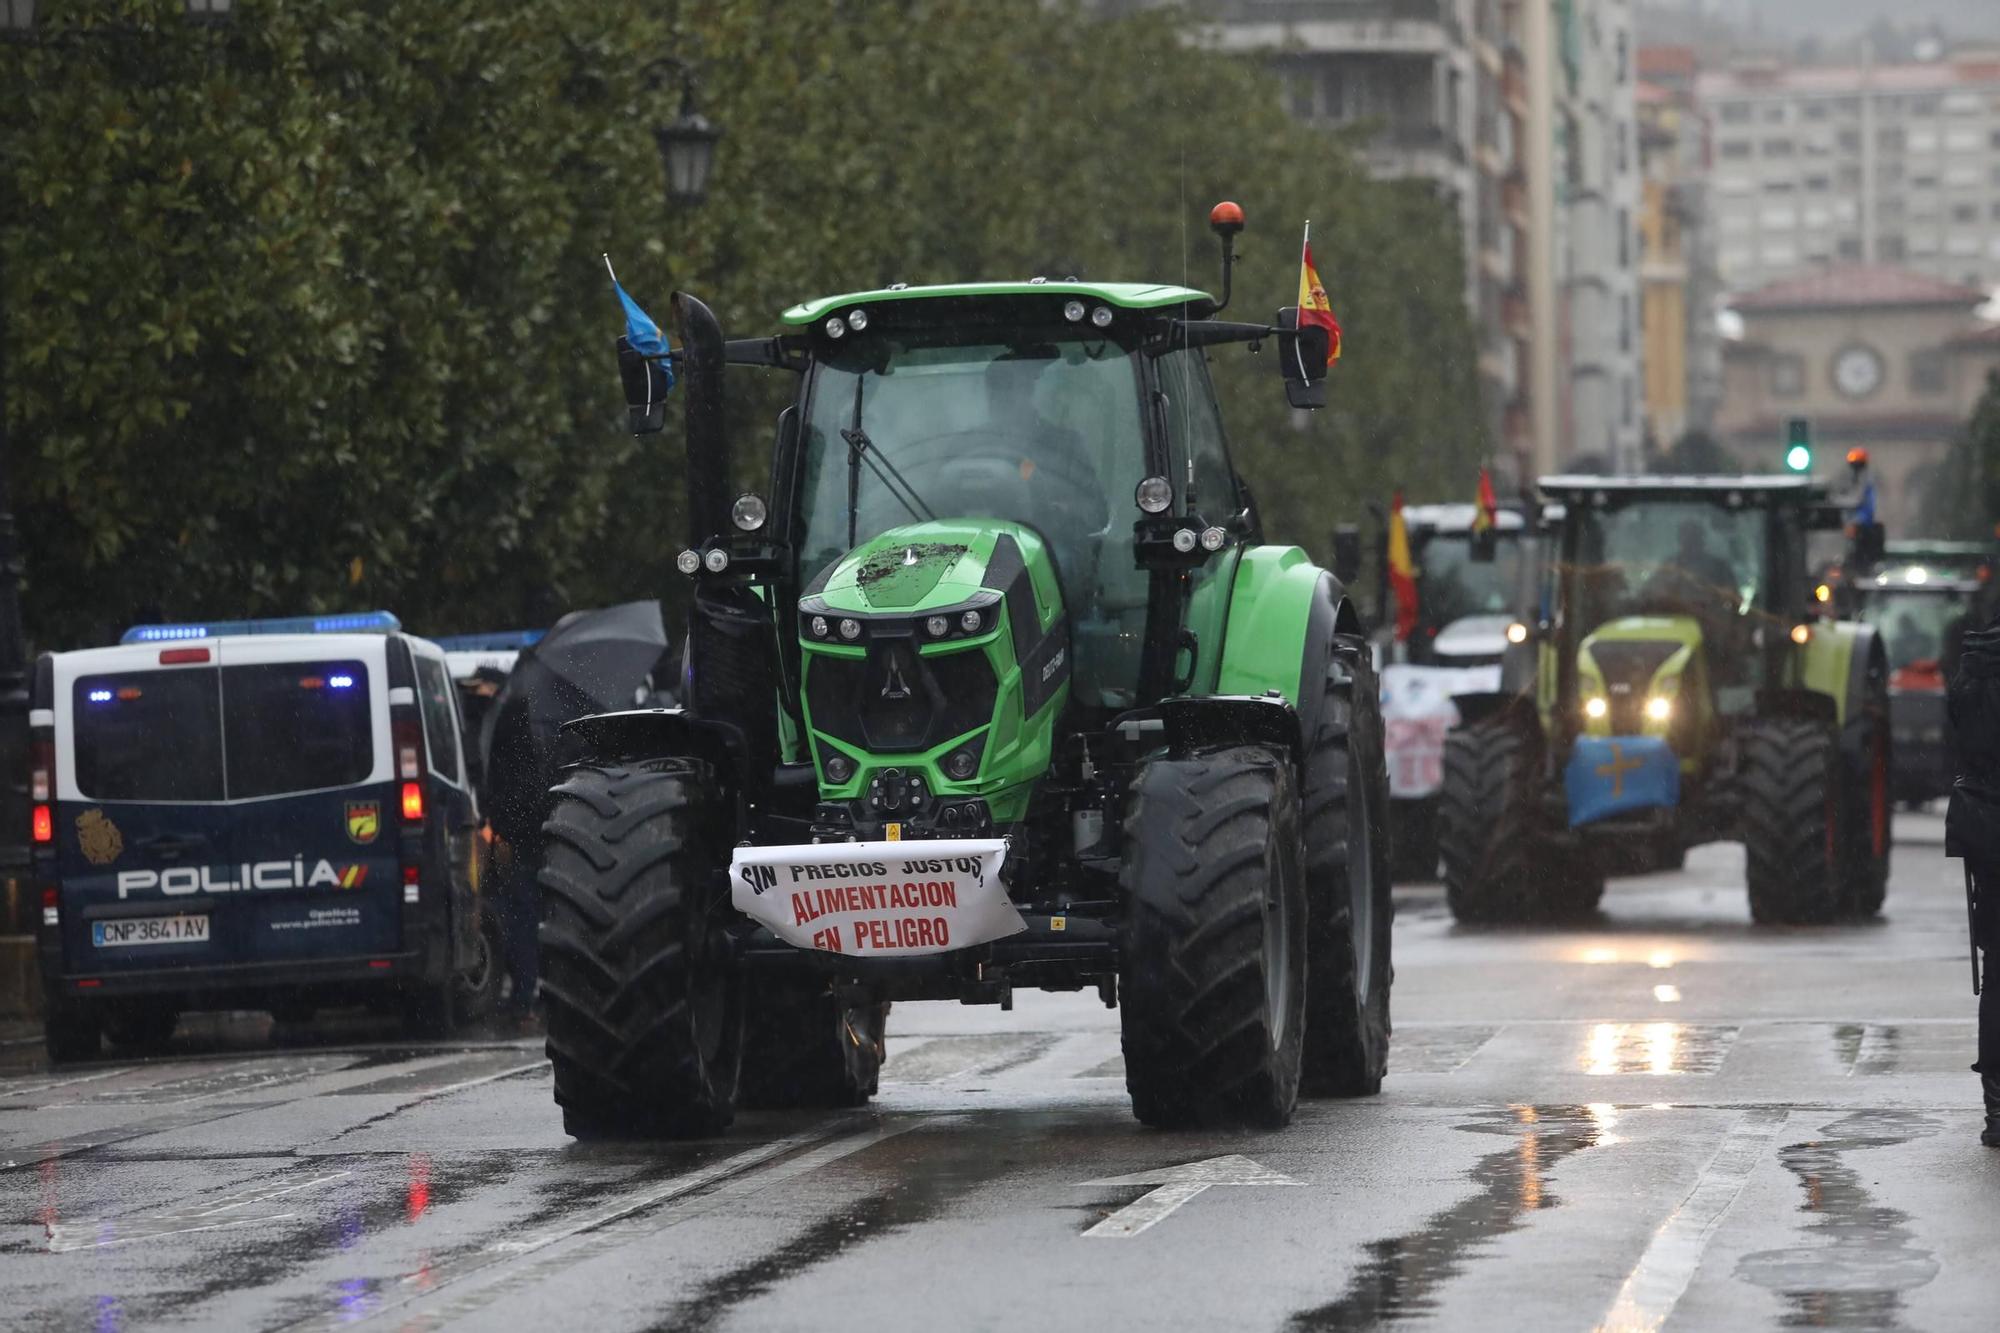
[1387,491,1418,642]
[1297,222,1343,366]
[1472,467,1498,535]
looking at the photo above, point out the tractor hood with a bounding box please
[804,520,1062,621]
[1577,615,1701,739]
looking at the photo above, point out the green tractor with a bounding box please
[539,208,1392,1137]
[1439,476,1890,925]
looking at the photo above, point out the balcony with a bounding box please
[1206,0,1463,54]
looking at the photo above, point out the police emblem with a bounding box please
[76,809,124,866]
[346,801,381,845]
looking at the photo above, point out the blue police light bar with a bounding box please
[429,629,547,652]
[120,610,403,644]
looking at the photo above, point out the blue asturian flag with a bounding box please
[605,255,674,390]
[1564,735,1680,827]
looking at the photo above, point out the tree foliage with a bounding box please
[1916,369,2000,540]
[6,0,1485,648]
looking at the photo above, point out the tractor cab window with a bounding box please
[797,328,1151,707]
[1861,588,1971,670]
[1570,499,1771,688]
[1154,349,1237,521]
[1417,533,1533,627]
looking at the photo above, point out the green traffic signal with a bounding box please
[1783,417,1811,472]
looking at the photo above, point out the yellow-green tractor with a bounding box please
[1440,476,1890,924]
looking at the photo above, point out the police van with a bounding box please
[28,612,492,1061]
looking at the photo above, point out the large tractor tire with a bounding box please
[1440,716,1602,922]
[1741,718,1844,925]
[1119,746,1307,1129]
[738,981,886,1109]
[539,761,743,1139]
[1300,642,1393,1098]
[1839,642,1892,919]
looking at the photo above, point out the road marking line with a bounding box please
[1080,1154,1303,1239]
[1594,1107,1789,1333]
[48,1169,352,1252]
[487,1121,858,1255]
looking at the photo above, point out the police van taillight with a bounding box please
[392,714,426,827]
[30,735,53,845]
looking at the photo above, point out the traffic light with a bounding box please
[1783,417,1812,472]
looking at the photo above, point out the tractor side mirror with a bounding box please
[1275,307,1329,410]
[617,334,671,435]
[1331,524,1362,586]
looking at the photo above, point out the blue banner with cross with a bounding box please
[1564,735,1680,827]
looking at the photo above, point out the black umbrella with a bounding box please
[481,600,672,843]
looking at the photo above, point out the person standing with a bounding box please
[1946,614,2000,1146]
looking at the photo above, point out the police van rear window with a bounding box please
[71,661,374,802]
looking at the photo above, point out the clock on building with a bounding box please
[1832,344,1884,399]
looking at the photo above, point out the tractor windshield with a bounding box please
[1569,498,1771,684]
[1417,532,1534,626]
[796,328,1150,704]
[1857,588,1972,671]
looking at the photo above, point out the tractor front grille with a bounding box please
[1588,638,1682,734]
[805,642,997,754]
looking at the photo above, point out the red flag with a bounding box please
[1387,491,1418,642]
[1472,468,1498,535]
[1296,223,1343,366]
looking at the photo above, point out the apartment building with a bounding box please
[1636,43,1724,447]
[1696,51,2000,292]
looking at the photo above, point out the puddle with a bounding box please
[1736,1110,1941,1330]
[1288,1105,1616,1329]
[1578,1023,1737,1076]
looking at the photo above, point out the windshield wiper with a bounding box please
[841,374,934,545]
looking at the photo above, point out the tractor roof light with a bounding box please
[703,548,731,574]
[676,549,702,576]
[1906,566,1928,584]
[1135,476,1172,514]
[824,315,847,339]
[731,493,769,532]
[1090,305,1114,329]
[1063,299,1086,323]
[1814,583,1832,603]
[1645,696,1673,722]
[1199,526,1227,552]
[1171,528,1199,554]
[846,307,870,332]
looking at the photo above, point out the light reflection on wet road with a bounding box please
[2,811,1998,1330]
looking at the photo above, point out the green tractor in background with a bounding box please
[1440,476,1890,925]
[538,206,1392,1137]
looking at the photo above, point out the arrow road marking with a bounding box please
[1077,1154,1302,1239]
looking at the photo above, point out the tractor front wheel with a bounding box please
[1301,642,1393,1097]
[1440,716,1599,922]
[539,761,743,1139]
[1120,746,1307,1129]
[1840,644,1892,919]
[1741,718,1844,925]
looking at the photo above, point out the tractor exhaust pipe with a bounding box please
[671,290,732,549]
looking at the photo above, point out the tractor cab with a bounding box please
[1394,503,1540,667]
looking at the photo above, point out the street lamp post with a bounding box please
[647,65,720,208]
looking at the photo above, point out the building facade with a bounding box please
[1637,43,1724,449]
[1715,264,2000,532]
[1559,0,1646,473]
[1696,51,2000,293]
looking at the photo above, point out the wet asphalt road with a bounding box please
[4,810,1999,1331]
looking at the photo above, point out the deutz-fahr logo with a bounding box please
[117,859,371,900]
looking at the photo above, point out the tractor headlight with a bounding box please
[959,609,983,633]
[1505,621,1529,644]
[838,618,862,642]
[926,615,950,638]
[675,549,702,576]
[1135,476,1173,514]
[731,493,769,532]
[943,748,979,780]
[1645,696,1673,722]
[1584,696,1609,720]
[810,615,830,639]
[703,548,730,574]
